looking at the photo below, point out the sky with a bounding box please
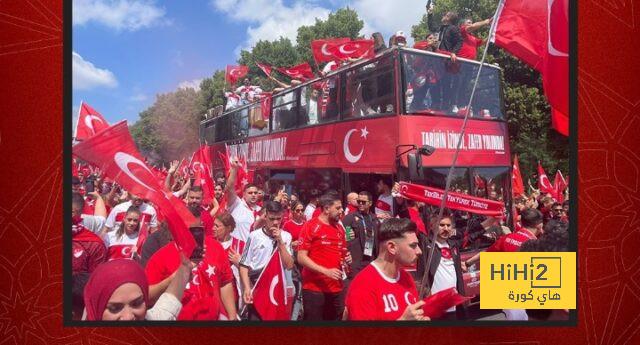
[72,0,427,127]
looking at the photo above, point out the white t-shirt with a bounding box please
[227,197,261,242]
[431,242,458,312]
[374,194,394,216]
[80,214,106,234]
[239,228,292,274]
[104,201,158,231]
[304,203,316,221]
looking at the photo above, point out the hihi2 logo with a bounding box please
[480,253,575,309]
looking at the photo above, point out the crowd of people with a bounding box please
[71,156,570,321]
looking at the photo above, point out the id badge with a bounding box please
[364,236,374,257]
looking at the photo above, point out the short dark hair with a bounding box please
[319,192,341,210]
[243,183,258,192]
[71,192,85,209]
[189,186,203,194]
[518,239,540,252]
[562,200,569,208]
[378,218,417,244]
[538,222,569,252]
[551,202,562,210]
[521,208,543,228]
[446,11,459,25]
[378,175,393,188]
[358,191,373,202]
[263,200,283,214]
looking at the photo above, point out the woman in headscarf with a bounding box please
[83,256,191,320]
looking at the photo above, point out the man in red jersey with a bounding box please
[297,192,352,320]
[344,218,427,320]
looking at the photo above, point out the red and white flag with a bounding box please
[190,145,215,205]
[553,170,567,202]
[537,162,554,195]
[256,62,273,77]
[74,102,110,141]
[252,250,288,320]
[511,154,525,197]
[73,121,197,257]
[276,62,315,81]
[328,39,374,61]
[491,0,569,135]
[225,65,249,86]
[218,149,253,197]
[72,156,79,177]
[311,38,350,64]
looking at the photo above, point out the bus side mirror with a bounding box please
[408,153,424,181]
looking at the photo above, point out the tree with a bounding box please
[237,37,301,91]
[199,70,226,112]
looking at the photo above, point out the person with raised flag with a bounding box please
[83,257,192,321]
[458,17,492,60]
[344,218,427,321]
[238,201,294,320]
[297,192,352,320]
[225,158,261,242]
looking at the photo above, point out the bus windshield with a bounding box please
[401,49,503,120]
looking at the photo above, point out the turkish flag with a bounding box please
[176,158,189,179]
[73,121,197,257]
[225,65,249,86]
[252,250,288,320]
[74,102,110,141]
[422,287,470,319]
[108,244,135,260]
[537,162,554,195]
[190,145,215,205]
[259,92,272,121]
[256,62,273,77]
[511,154,525,197]
[492,0,568,136]
[219,149,253,197]
[553,170,567,202]
[328,39,375,61]
[311,38,350,64]
[276,62,315,81]
[72,156,79,177]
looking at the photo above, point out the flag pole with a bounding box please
[73,100,83,143]
[418,0,505,299]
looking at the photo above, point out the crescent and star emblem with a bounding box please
[540,175,552,189]
[114,152,157,192]
[339,43,359,55]
[269,275,279,306]
[547,0,568,57]
[84,115,103,133]
[321,43,331,56]
[343,127,369,163]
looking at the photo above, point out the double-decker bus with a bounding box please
[200,47,511,298]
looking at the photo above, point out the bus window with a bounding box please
[272,90,298,132]
[203,120,216,143]
[422,167,471,194]
[318,75,339,123]
[402,51,503,120]
[472,167,510,202]
[342,54,395,118]
[295,168,342,204]
[248,103,268,137]
[300,85,321,126]
[231,108,249,138]
[215,114,231,142]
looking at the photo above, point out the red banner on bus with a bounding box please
[398,181,505,217]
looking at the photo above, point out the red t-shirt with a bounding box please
[346,263,418,320]
[312,206,322,220]
[282,220,305,241]
[145,238,233,320]
[298,217,347,293]
[200,208,214,238]
[457,26,483,60]
[486,229,537,252]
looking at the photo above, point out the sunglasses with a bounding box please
[357,200,369,205]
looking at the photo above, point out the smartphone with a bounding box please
[85,180,95,193]
[189,226,205,262]
[285,184,293,197]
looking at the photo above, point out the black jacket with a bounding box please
[343,211,381,279]
[427,13,462,54]
[417,232,467,318]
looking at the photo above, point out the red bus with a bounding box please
[200,47,511,298]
